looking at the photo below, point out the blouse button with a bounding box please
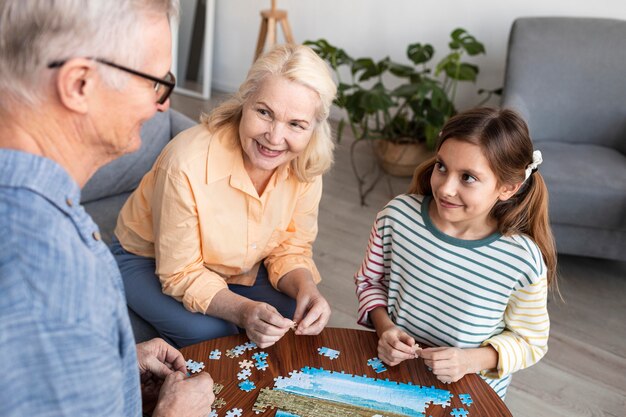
[251,243,257,249]
[92,231,102,241]
[65,198,73,207]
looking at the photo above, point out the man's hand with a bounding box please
[241,301,293,348]
[377,326,420,366]
[136,338,188,413]
[152,371,214,417]
[136,338,186,378]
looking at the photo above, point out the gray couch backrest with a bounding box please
[81,110,196,203]
[502,17,626,153]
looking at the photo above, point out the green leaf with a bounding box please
[352,58,380,80]
[407,43,434,65]
[391,83,420,98]
[451,63,479,81]
[388,62,415,78]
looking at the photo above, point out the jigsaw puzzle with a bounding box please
[253,367,454,417]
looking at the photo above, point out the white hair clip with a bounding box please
[525,150,543,180]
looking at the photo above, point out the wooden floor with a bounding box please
[171,93,626,417]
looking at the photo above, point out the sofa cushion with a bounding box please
[81,111,173,203]
[538,141,626,231]
[83,192,132,244]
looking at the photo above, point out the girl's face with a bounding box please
[429,138,519,238]
[239,75,318,177]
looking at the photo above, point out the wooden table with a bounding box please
[181,327,512,417]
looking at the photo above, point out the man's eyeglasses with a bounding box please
[48,58,176,105]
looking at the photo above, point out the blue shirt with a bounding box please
[0,150,140,416]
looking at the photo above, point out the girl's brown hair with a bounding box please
[409,107,557,288]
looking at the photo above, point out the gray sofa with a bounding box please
[82,109,197,342]
[501,17,626,261]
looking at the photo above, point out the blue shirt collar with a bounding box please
[0,149,81,214]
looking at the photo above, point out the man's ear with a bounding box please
[54,58,96,114]
[498,181,523,202]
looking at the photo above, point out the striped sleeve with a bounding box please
[354,222,389,328]
[481,276,549,378]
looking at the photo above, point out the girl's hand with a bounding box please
[377,326,420,366]
[420,346,472,383]
[241,301,293,348]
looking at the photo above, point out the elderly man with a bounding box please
[0,1,214,416]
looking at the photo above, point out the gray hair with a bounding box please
[0,0,179,109]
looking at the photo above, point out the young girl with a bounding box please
[354,107,557,399]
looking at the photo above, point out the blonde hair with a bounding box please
[202,44,337,182]
[409,107,558,288]
[0,0,179,110]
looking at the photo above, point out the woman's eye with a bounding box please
[290,121,305,130]
[435,161,446,172]
[256,108,271,118]
[462,173,477,183]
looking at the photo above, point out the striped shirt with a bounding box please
[355,194,549,399]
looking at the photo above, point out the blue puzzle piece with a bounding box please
[252,351,268,361]
[450,408,469,417]
[459,393,473,406]
[317,346,340,360]
[367,357,387,373]
[185,359,204,374]
[209,349,221,360]
[238,380,256,392]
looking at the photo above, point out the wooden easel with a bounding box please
[254,0,295,61]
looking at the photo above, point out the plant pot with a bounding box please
[374,140,434,177]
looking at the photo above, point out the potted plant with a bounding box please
[305,29,498,204]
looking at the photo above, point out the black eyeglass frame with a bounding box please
[48,58,176,105]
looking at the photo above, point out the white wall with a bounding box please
[210,0,626,109]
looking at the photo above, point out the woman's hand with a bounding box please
[241,301,294,348]
[277,269,331,336]
[292,284,331,336]
[377,326,420,366]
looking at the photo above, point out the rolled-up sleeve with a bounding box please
[265,176,323,288]
[481,276,549,379]
[151,167,227,314]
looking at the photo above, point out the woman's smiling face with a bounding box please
[239,75,319,176]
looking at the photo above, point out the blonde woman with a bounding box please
[112,44,337,348]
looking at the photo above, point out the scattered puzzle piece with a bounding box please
[239,359,254,369]
[237,368,252,380]
[243,341,257,350]
[185,359,205,374]
[450,408,469,417]
[459,393,473,406]
[208,410,218,417]
[252,351,268,361]
[225,407,243,417]
[317,346,340,360]
[213,383,224,395]
[209,349,222,360]
[367,357,387,373]
[239,379,257,392]
[212,398,226,409]
[255,360,269,371]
